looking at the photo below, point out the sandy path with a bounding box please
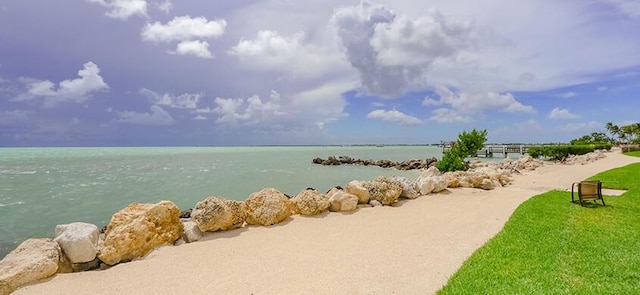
[15,152,640,295]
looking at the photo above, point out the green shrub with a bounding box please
[438,129,488,172]
[528,144,602,160]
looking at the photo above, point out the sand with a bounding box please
[14,152,640,295]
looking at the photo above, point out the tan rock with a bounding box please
[393,176,420,199]
[291,189,330,216]
[0,238,60,295]
[192,197,247,232]
[245,188,292,226]
[346,180,371,204]
[365,177,403,205]
[98,201,183,265]
[326,188,359,212]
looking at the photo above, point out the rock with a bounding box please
[71,257,101,272]
[393,177,420,199]
[245,188,292,226]
[291,189,330,216]
[179,209,192,219]
[57,251,73,274]
[479,178,498,190]
[416,167,447,195]
[432,176,449,192]
[192,197,247,232]
[181,220,204,243]
[370,200,383,207]
[366,177,403,205]
[326,188,359,212]
[54,222,99,264]
[0,238,60,295]
[422,166,442,177]
[416,176,436,195]
[346,180,371,204]
[98,201,183,266]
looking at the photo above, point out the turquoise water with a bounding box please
[0,146,441,258]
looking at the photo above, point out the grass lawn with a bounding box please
[438,159,640,294]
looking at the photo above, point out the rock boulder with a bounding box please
[98,201,183,265]
[245,188,292,226]
[0,238,60,295]
[54,222,99,264]
[366,177,403,205]
[326,188,358,212]
[291,189,330,216]
[345,180,371,204]
[191,197,247,232]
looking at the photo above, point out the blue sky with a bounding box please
[0,0,639,146]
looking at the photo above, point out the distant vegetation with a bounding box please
[437,129,487,172]
[605,122,640,145]
[439,159,640,294]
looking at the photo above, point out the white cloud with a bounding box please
[429,108,473,123]
[427,85,535,115]
[331,3,475,97]
[559,91,576,98]
[193,115,207,120]
[213,90,284,125]
[228,30,347,79]
[141,16,226,43]
[371,102,386,107]
[115,105,175,126]
[139,88,200,109]
[230,30,302,57]
[86,0,147,19]
[548,107,580,119]
[598,86,608,91]
[14,62,109,107]
[172,40,213,59]
[367,109,422,126]
[371,12,472,67]
[156,0,172,13]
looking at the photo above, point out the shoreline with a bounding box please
[13,151,640,294]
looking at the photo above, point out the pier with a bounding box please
[442,144,533,158]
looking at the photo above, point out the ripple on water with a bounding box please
[0,201,25,207]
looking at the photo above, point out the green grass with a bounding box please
[438,161,640,295]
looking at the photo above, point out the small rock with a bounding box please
[181,220,204,243]
[54,222,99,264]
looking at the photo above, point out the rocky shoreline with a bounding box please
[312,156,438,170]
[0,151,608,295]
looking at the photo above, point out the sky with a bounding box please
[0,0,639,146]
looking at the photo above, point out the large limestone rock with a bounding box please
[345,180,371,204]
[366,177,403,205]
[191,197,247,232]
[54,222,99,264]
[291,189,330,216]
[181,220,204,243]
[98,201,183,265]
[245,188,292,226]
[0,238,60,295]
[393,177,420,199]
[416,167,448,195]
[326,188,358,212]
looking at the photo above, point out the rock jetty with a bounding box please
[312,156,438,170]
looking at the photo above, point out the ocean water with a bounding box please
[0,146,442,258]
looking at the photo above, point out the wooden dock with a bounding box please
[442,144,533,158]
